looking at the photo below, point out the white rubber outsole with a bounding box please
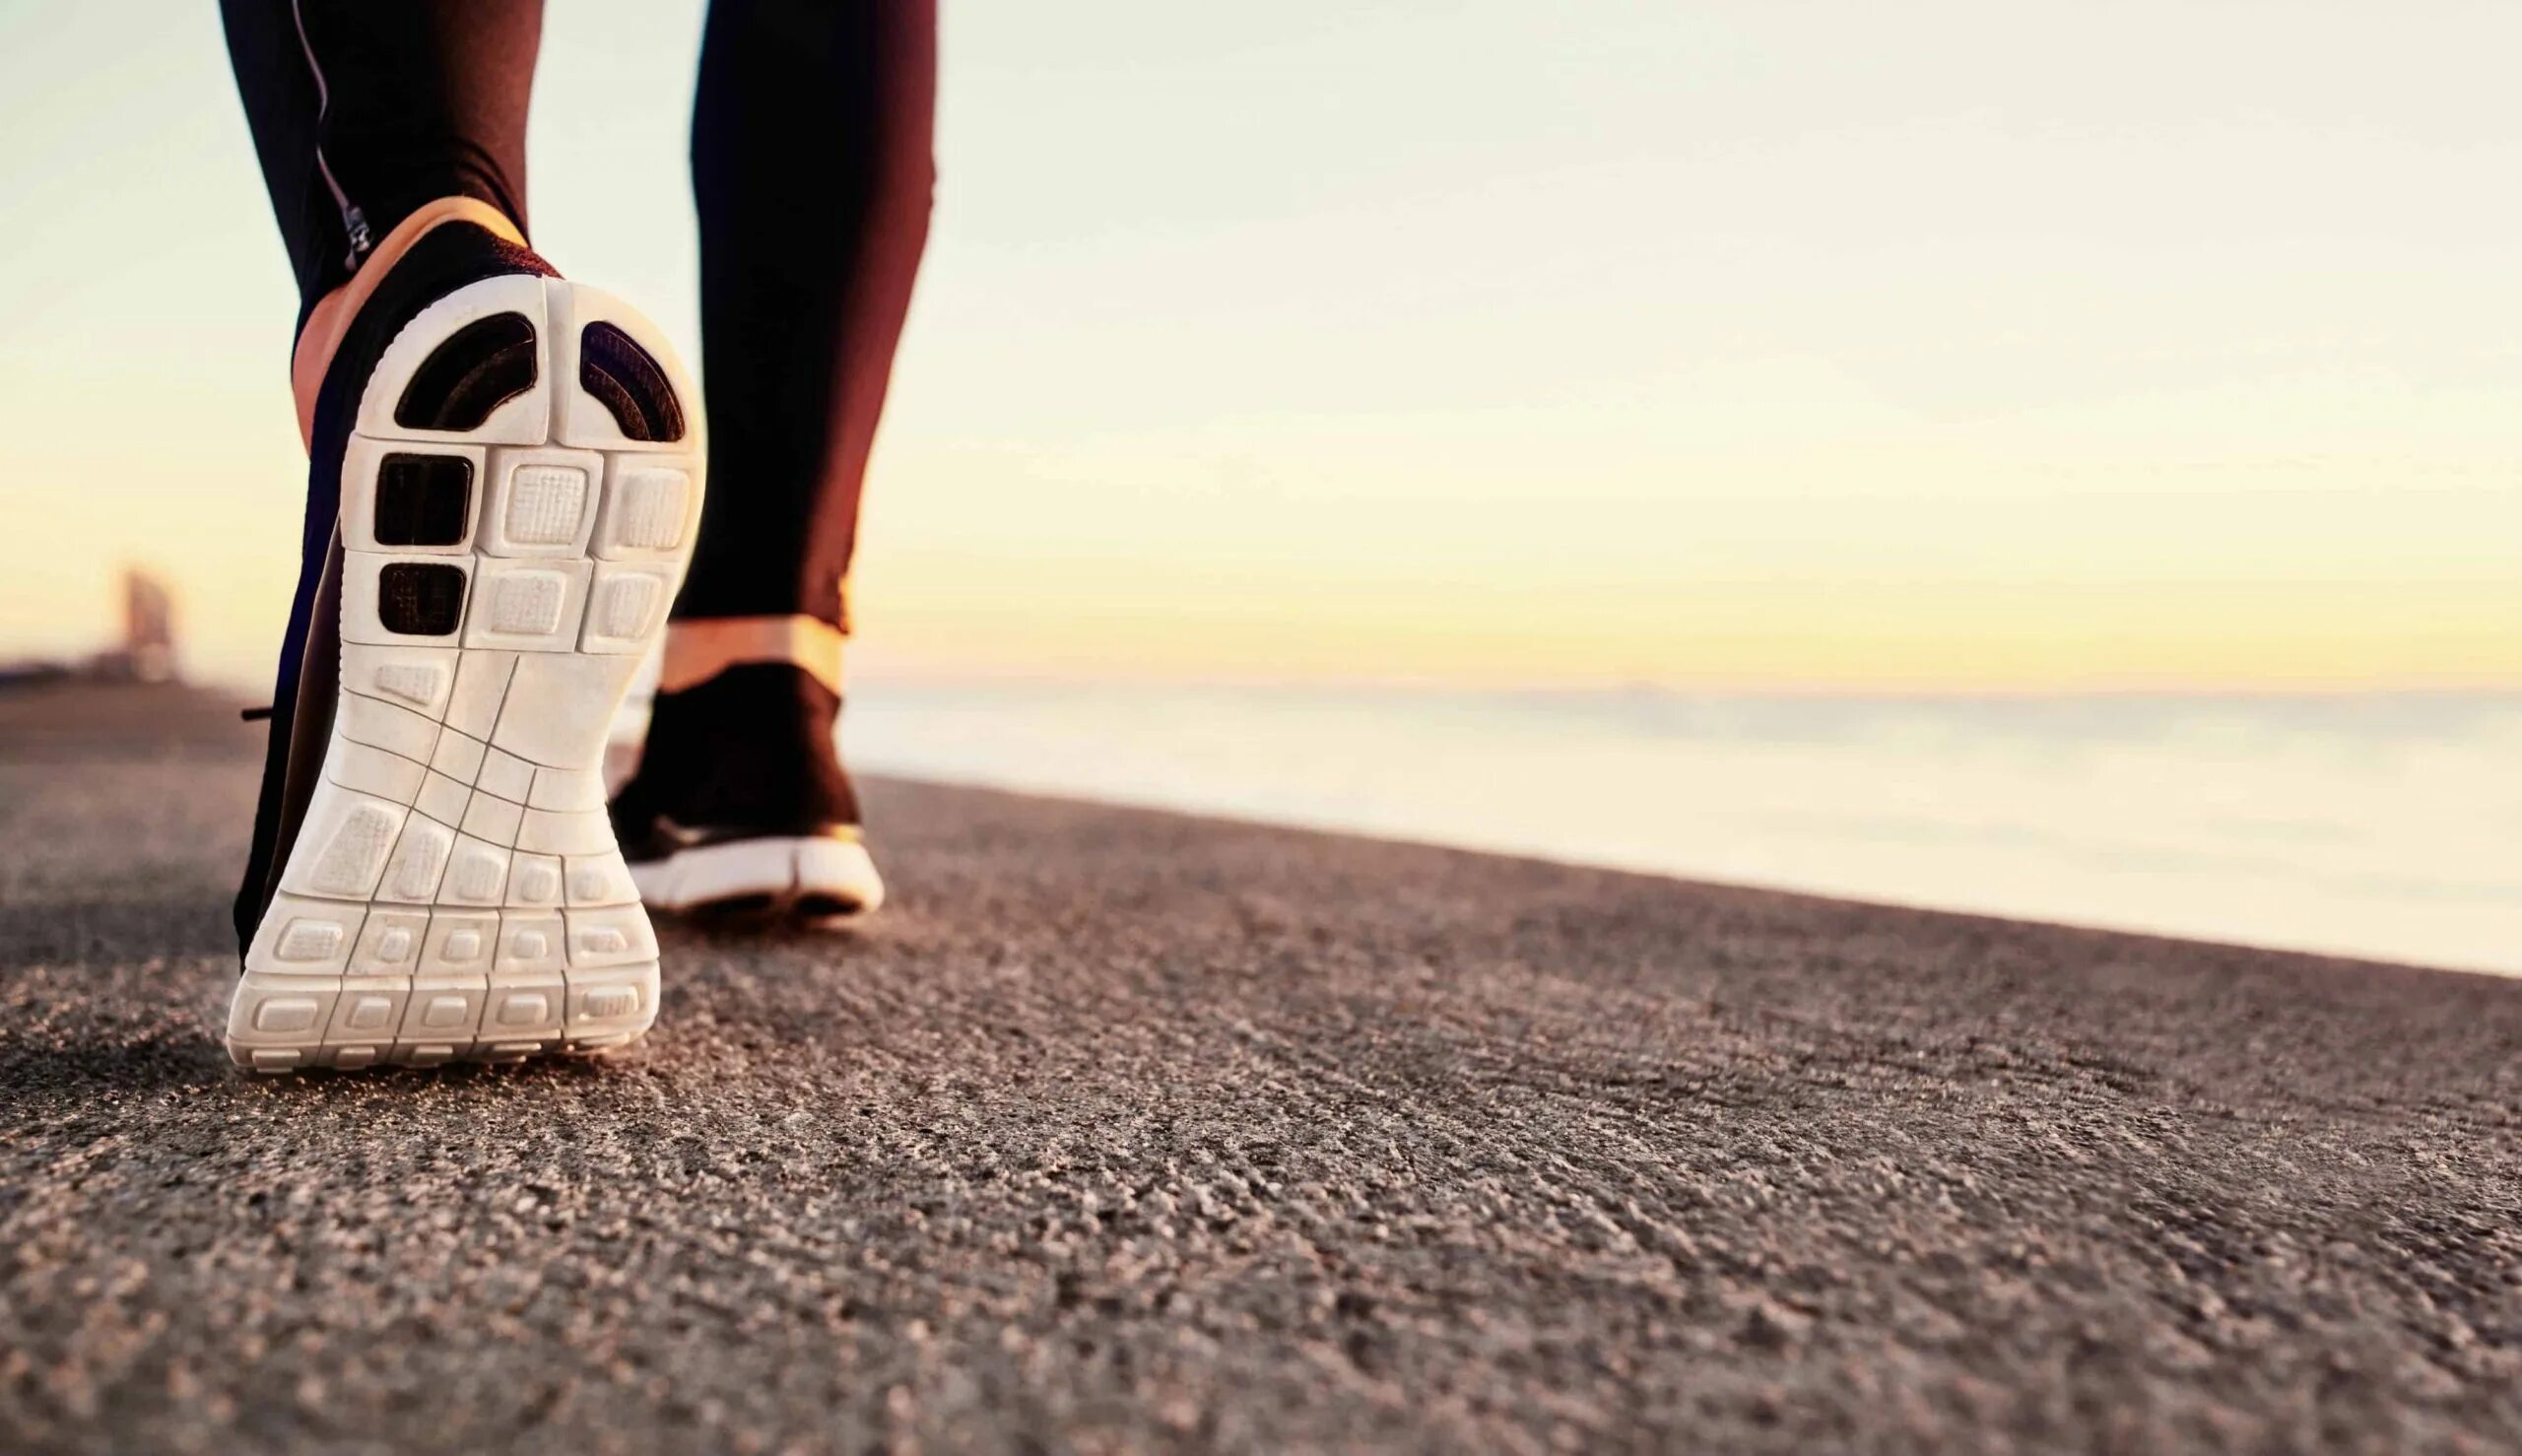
[630,836,886,920]
[227,275,704,1073]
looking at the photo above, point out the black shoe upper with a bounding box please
[609,662,865,862]
[234,224,558,960]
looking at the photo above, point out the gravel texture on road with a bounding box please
[3,682,2519,1454]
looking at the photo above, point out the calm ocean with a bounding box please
[834,684,2520,975]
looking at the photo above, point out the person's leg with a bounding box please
[679,0,937,637]
[221,1,700,1069]
[222,0,543,316]
[222,0,545,440]
[611,0,937,920]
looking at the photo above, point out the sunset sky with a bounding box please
[1,0,2515,691]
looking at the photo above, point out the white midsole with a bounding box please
[227,273,704,1074]
[630,836,886,917]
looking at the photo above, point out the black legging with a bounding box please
[220,0,936,632]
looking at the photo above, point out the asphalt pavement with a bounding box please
[4,681,2519,1454]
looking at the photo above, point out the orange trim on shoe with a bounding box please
[289,197,531,448]
[659,616,846,697]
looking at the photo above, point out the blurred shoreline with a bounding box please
[837,678,2520,976]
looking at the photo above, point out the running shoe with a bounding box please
[609,661,887,922]
[227,220,704,1072]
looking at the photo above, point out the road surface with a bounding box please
[3,682,2518,1453]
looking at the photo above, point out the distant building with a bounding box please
[85,568,180,684]
[122,570,176,682]
[0,566,182,689]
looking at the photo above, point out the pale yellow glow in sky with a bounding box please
[0,0,2515,690]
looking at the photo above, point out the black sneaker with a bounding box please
[227,222,705,1072]
[609,662,887,922]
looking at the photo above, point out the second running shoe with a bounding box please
[609,658,888,923]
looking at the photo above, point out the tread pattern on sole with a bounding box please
[231,278,703,1073]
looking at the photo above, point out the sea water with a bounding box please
[840,684,2521,976]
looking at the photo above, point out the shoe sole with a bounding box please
[630,836,886,922]
[227,275,704,1073]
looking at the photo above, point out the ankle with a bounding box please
[661,615,847,697]
[290,197,531,447]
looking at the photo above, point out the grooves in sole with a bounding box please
[228,276,704,1073]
